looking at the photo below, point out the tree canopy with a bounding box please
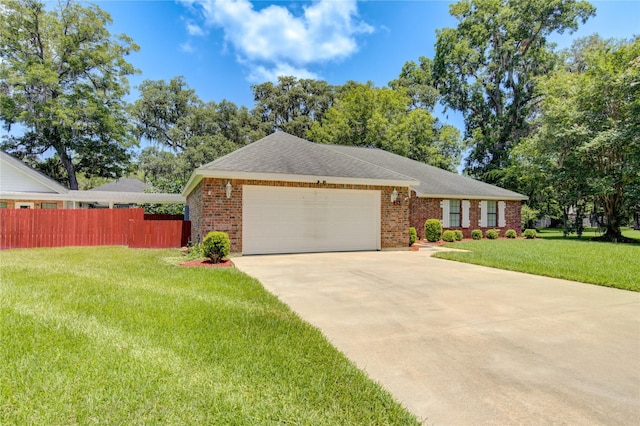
[0,0,139,189]
[251,76,336,138]
[308,82,464,172]
[433,0,595,182]
[132,77,267,191]
[517,35,640,241]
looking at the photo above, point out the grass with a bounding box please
[433,233,639,291]
[0,247,419,425]
[534,227,640,242]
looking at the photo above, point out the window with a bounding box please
[487,201,497,227]
[0,202,7,208]
[449,200,461,228]
[41,203,57,209]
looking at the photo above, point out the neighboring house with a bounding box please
[183,132,528,255]
[88,178,154,209]
[0,151,184,209]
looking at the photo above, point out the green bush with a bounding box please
[471,229,483,240]
[523,229,537,239]
[202,231,230,263]
[442,230,456,242]
[454,230,463,241]
[486,229,499,239]
[505,229,517,239]
[409,227,417,246]
[185,243,205,260]
[424,219,442,242]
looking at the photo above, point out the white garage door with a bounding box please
[243,185,381,255]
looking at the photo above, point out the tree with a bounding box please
[0,0,139,189]
[130,76,200,151]
[251,76,336,138]
[308,83,464,172]
[389,56,439,111]
[132,77,268,191]
[525,36,640,242]
[433,0,595,183]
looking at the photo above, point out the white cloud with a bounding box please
[180,42,196,53]
[186,23,207,37]
[248,63,319,84]
[184,0,373,81]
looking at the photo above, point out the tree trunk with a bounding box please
[634,211,639,231]
[595,193,628,242]
[52,135,78,190]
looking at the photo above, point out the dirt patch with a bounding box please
[179,258,234,268]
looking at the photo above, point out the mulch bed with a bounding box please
[178,258,234,268]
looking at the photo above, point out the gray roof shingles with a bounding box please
[325,144,527,199]
[195,131,526,199]
[197,132,416,182]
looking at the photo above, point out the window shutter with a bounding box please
[498,201,506,227]
[440,200,450,228]
[462,200,471,228]
[479,200,487,227]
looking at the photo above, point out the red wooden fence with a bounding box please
[129,220,191,248]
[0,208,190,250]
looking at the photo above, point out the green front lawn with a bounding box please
[535,227,640,242]
[433,238,639,291]
[0,247,419,425]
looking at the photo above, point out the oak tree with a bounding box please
[0,0,139,189]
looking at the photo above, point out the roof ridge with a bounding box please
[319,143,418,183]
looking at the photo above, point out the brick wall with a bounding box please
[0,199,64,209]
[187,178,410,253]
[410,194,523,239]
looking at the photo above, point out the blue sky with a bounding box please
[97,0,639,113]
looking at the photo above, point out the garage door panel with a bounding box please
[243,186,380,255]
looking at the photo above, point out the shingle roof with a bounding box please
[89,178,151,193]
[325,145,527,200]
[185,131,527,200]
[196,132,416,182]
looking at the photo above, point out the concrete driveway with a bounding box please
[232,250,640,425]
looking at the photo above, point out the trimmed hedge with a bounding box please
[442,230,456,242]
[471,229,483,240]
[409,227,417,246]
[505,229,517,239]
[454,230,463,241]
[424,219,442,242]
[486,229,499,240]
[523,229,537,239]
[202,231,230,263]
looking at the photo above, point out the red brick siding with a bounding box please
[0,199,64,209]
[409,194,523,239]
[187,178,410,253]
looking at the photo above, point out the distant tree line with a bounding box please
[1,0,638,240]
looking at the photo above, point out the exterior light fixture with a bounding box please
[225,181,232,198]
[391,188,398,203]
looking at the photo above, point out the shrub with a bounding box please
[442,230,456,242]
[409,227,417,246]
[486,229,499,240]
[424,219,442,242]
[454,230,463,241]
[202,231,230,263]
[523,229,537,239]
[471,229,483,240]
[184,243,205,260]
[505,229,517,239]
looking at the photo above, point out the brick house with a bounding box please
[183,132,527,255]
